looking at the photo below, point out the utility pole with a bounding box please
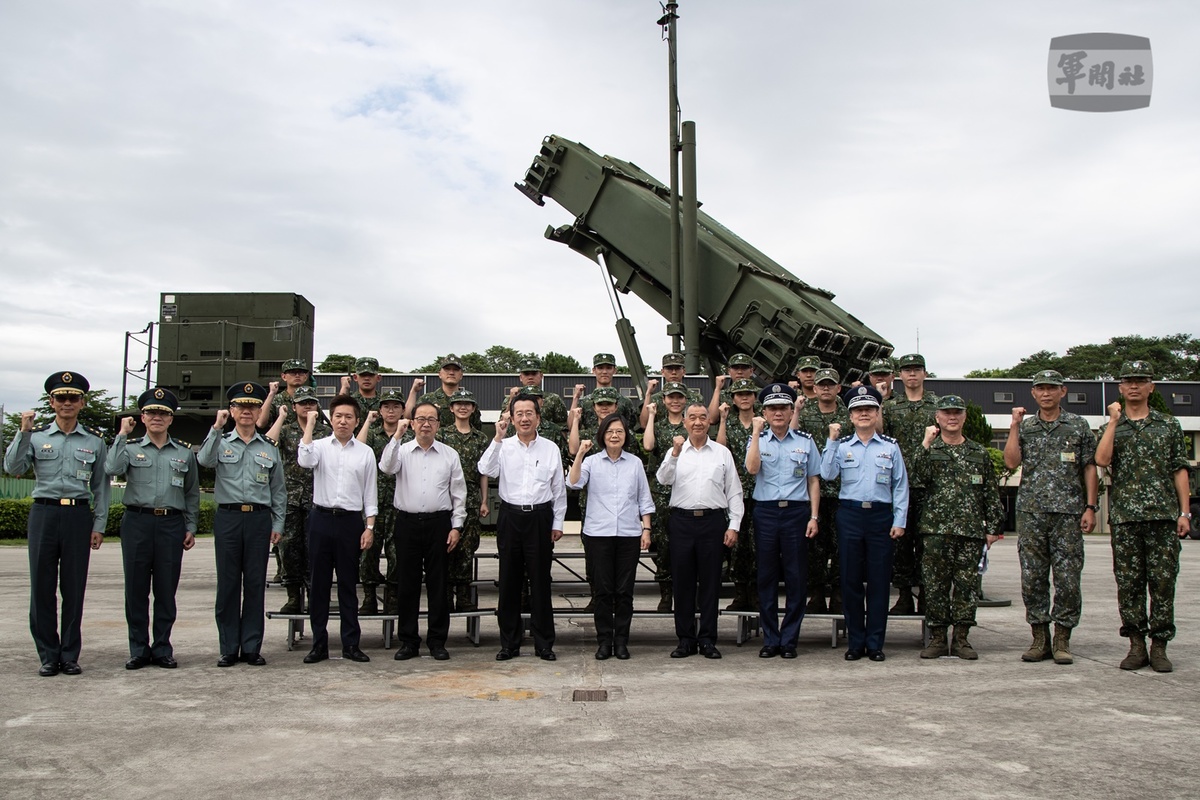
[659,2,682,358]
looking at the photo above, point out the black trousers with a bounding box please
[669,509,726,646]
[584,534,640,645]
[307,508,362,651]
[27,503,92,666]
[394,509,451,649]
[120,510,186,659]
[496,503,555,653]
[838,501,897,652]
[213,507,272,656]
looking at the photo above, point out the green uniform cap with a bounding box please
[292,386,320,404]
[729,378,758,394]
[1031,370,1065,387]
[814,368,841,385]
[592,386,620,404]
[1119,360,1154,379]
[441,354,463,369]
[794,355,821,372]
[896,353,926,369]
[137,387,178,413]
[662,352,686,367]
[593,353,616,367]
[936,394,966,410]
[448,388,476,406]
[728,353,753,368]
[518,357,542,373]
[46,370,89,397]
[379,389,405,405]
[661,381,689,397]
[867,358,895,374]
[354,356,379,375]
[517,385,544,398]
[282,358,309,373]
[227,382,268,406]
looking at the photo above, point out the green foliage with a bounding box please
[414,346,591,374]
[315,354,396,374]
[963,368,1009,378]
[964,401,993,448]
[1110,390,1172,416]
[972,334,1200,380]
[541,351,586,373]
[3,390,122,473]
[987,447,1013,482]
[0,498,218,538]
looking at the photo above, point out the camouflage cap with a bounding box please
[661,381,689,397]
[137,387,178,413]
[379,389,405,405]
[729,378,758,395]
[227,382,267,406]
[896,353,926,369]
[281,358,309,373]
[448,388,476,406]
[592,386,620,404]
[354,356,379,375]
[728,353,753,368]
[291,386,320,404]
[441,354,463,369]
[1119,361,1154,379]
[593,353,616,367]
[515,385,544,400]
[794,355,821,372]
[518,357,542,373]
[45,371,89,396]
[1031,369,1065,387]
[661,352,686,368]
[814,368,841,385]
[868,358,896,375]
[936,394,966,410]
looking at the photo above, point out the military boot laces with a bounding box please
[920,626,948,659]
[951,626,978,660]
[1051,624,1073,665]
[1119,635,1149,671]
[1022,623,1052,662]
[279,585,303,615]
[1149,639,1173,673]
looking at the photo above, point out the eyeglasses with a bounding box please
[413,416,438,425]
[52,395,82,403]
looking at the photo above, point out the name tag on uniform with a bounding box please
[171,476,185,488]
[1060,452,1076,463]
[76,470,91,481]
[876,471,890,485]
[793,464,805,479]
[970,475,982,485]
[762,451,775,460]
[256,472,269,484]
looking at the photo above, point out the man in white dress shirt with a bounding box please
[379,402,466,661]
[297,395,378,664]
[478,395,567,661]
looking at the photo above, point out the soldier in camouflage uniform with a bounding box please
[795,368,851,613]
[273,386,331,614]
[883,352,939,615]
[258,358,314,429]
[716,379,759,610]
[640,352,703,430]
[865,357,897,404]
[355,391,403,615]
[1002,369,1098,665]
[500,357,568,429]
[342,357,383,418]
[436,389,491,612]
[408,354,482,430]
[572,353,639,432]
[911,395,1004,659]
[707,353,759,421]
[1095,361,1192,673]
[642,382,690,612]
[791,355,822,403]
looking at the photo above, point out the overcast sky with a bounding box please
[2,1,1197,412]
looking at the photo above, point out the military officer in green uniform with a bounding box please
[356,390,404,615]
[795,368,851,613]
[257,358,314,429]
[5,371,110,677]
[640,353,702,429]
[1002,369,1098,665]
[642,382,691,612]
[883,352,939,615]
[912,395,1004,660]
[409,354,482,429]
[437,388,491,611]
[707,353,759,421]
[501,357,568,428]
[106,387,200,670]
[716,378,759,610]
[572,353,638,431]
[198,382,287,667]
[342,356,383,417]
[1095,361,1192,673]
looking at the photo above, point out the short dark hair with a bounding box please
[329,394,361,419]
[596,413,629,446]
[512,395,541,416]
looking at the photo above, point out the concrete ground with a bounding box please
[1,533,1197,800]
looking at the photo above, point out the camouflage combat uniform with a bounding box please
[883,390,939,594]
[796,399,850,607]
[646,414,687,594]
[418,387,482,430]
[349,391,381,417]
[437,423,491,604]
[911,437,1004,629]
[276,413,331,605]
[502,390,568,429]
[1015,410,1096,628]
[723,412,758,604]
[358,423,399,613]
[580,392,639,432]
[1101,410,1189,642]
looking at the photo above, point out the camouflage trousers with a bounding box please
[1111,521,1181,641]
[891,490,925,589]
[359,505,398,590]
[1017,511,1084,628]
[921,534,986,628]
[650,485,672,584]
[727,498,756,585]
[806,500,840,593]
[278,504,310,588]
[448,509,482,586]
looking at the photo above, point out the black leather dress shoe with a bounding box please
[495,648,519,661]
[303,646,329,664]
[38,662,61,677]
[699,643,722,659]
[61,661,82,675]
[241,653,266,666]
[429,646,450,661]
[217,653,239,668]
[394,644,419,661]
[536,649,557,662]
[125,655,152,670]
[759,645,781,658]
[868,650,886,662]
[614,643,630,660]
[595,643,613,660]
[153,655,178,669]
[781,646,798,659]
[844,648,866,661]
[670,643,697,659]
[342,646,370,663]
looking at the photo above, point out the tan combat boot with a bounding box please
[951,626,978,660]
[1148,638,1173,673]
[1119,635,1149,671]
[1021,623,1052,662]
[1052,624,1073,665]
[890,587,915,616]
[455,583,476,612]
[657,581,673,613]
[920,626,948,658]
[358,586,379,615]
[279,585,302,615]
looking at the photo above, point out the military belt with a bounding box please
[34,498,88,507]
[500,501,551,513]
[218,503,268,512]
[672,507,723,517]
[840,500,892,511]
[396,509,451,521]
[125,506,182,517]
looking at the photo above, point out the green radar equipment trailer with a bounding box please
[516,134,892,386]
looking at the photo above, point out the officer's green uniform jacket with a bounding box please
[197,428,287,533]
[1015,410,1096,514]
[419,387,482,430]
[105,433,200,532]
[911,438,1003,539]
[349,391,381,416]
[4,421,111,531]
[1100,410,1190,524]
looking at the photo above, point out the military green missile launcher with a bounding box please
[516,134,892,384]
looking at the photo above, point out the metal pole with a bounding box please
[681,120,700,373]
[146,322,154,392]
[219,320,227,398]
[662,1,682,355]
[121,331,131,410]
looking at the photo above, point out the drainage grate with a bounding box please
[572,689,608,702]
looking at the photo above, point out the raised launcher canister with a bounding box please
[516,134,892,384]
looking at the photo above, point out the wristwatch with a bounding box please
[366,523,375,530]
[1085,504,1099,512]
[1179,513,1192,520]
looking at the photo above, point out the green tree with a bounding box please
[964,400,993,448]
[542,351,586,373]
[970,335,1200,380]
[316,354,396,373]
[2,390,121,476]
